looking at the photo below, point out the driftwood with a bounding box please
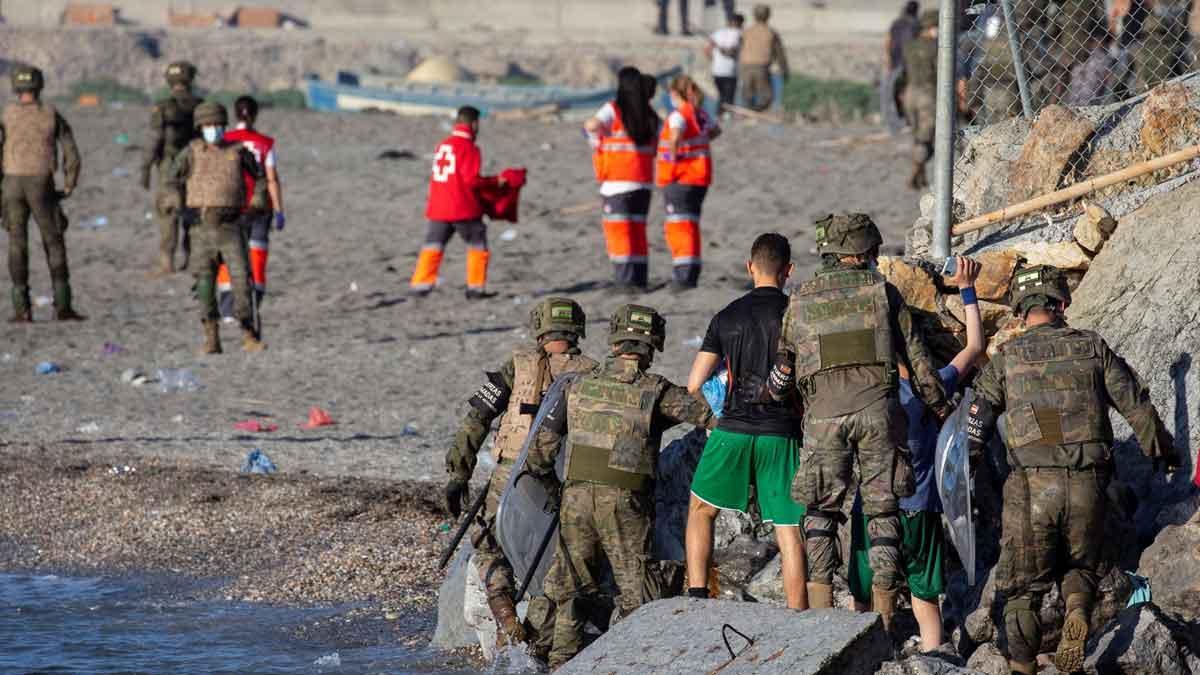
[558,200,599,216]
[952,144,1200,235]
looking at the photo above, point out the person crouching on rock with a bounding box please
[165,101,267,354]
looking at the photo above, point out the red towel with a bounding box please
[478,167,527,223]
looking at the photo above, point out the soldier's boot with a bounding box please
[872,587,899,640]
[241,327,267,353]
[53,284,86,321]
[1054,594,1091,673]
[807,582,833,609]
[179,225,191,271]
[487,594,527,646]
[907,161,928,190]
[201,320,222,355]
[10,286,32,323]
[145,251,175,279]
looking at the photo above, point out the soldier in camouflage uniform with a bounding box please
[444,297,597,654]
[165,102,266,354]
[530,304,713,668]
[768,214,947,637]
[1133,9,1193,90]
[141,61,203,278]
[1,65,85,322]
[966,265,1176,675]
[902,11,939,190]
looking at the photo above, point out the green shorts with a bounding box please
[690,428,806,526]
[849,508,945,602]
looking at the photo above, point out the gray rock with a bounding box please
[557,598,892,675]
[1084,604,1200,675]
[964,642,1009,675]
[463,551,500,659]
[746,553,786,605]
[876,655,983,675]
[1138,515,1200,621]
[431,543,477,650]
[919,193,937,218]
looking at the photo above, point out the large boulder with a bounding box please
[876,655,981,675]
[1005,105,1096,204]
[1138,514,1200,621]
[557,598,892,675]
[1083,603,1200,675]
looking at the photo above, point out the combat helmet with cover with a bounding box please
[165,61,198,87]
[609,304,665,354]
[530,297,587,343]
[918,9,939,30]
[1008,264,1071,316]
[11,65,44,94]
[815,213,883,257]
[193,101,228,128]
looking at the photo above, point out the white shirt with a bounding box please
[591,102,654,197]
[709,27,742,78]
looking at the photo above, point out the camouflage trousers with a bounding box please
[2,174,72,314]
[472,461,554,653]
[543,481,653,668]
[997,466,1108,664]
[792,397,912,591]
[904,88,935,162]
[154,164,190,264]
[191,210,252,325]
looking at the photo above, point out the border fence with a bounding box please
[930,0,1197,256]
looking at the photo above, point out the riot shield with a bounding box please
[936,388,976,586]
[495,374,578,599]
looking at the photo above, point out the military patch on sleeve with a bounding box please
[468,371,511,416]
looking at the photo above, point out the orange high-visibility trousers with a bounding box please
[601,189,651,289]
[662,183,707,288]
[218,213,271,320]
[409,219,489,292]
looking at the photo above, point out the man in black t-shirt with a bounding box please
[683,233,808,608]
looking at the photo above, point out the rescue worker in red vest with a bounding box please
[657,75,720,291]
[584,66,660,293]
[1,65,84,322]
[444,297,597,655]
[410,105,502,300]
[217,96,285,324]
[165,102,267,354]
[141,61,202,277]
[529,304,715,668]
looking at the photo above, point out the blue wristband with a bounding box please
[960,286,978,306]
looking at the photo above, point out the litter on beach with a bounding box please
[302,407,336,429]
[35,362,62,375]
[156,368,202,393]
[234,420,280,433]
[241,448,278,474]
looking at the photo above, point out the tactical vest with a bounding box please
[185,140,245,208]
[1002,328,1111,467]
[159,95,200,161]
[492,347,597,462]
[788,269,896,381]
[2,103,57,177]
[563,369,664,492]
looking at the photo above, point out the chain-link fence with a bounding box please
[948,0,1197,220]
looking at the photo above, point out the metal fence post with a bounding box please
[999,0,1035,120]
[932,0,959,261]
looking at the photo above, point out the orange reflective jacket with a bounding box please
[656,102,712,187]
[593,103,656,184]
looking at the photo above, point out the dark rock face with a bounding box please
[1084,603,1200,675]
[1138,517,1200,622]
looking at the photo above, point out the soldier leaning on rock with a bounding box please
[769,213,948,641]
[444,297,597,659]
[1,65,85,323]
[966,264,1177,675]
[528,304,713,669]
[142,61,203,278]
[165,101,266,354]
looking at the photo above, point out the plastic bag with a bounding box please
[701,367,728,418]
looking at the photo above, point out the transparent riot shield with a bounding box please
[936,388,976,586]
[495,374,578,599]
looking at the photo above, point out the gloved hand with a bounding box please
[139,167,151,191]
[445,477,470,519]
[542,477,563,514]
[274,211,286,231]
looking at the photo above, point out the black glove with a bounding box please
[542,477,563,514]
[445,477,469,519]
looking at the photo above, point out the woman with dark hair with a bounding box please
[584,66,661,292]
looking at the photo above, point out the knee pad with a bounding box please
[1004,595,1043,664]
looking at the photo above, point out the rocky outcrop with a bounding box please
[1006,105,1096,204]
[1084,603,1200,675]
[1138,515,1200,621]
[558,598,892,675]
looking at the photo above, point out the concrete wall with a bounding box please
[2,0,895,36]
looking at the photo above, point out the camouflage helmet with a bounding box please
[530,296,587,341]
[11,65,45,94]
[1008,264,1071,316]
[609,304,666,353]
[165,61,198,87]
[193,101,228,128]
[918,9,940,30]
[815,213,883,257]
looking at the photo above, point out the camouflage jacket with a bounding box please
[165,140,265,214]
[973,320,1173,468]
[903,36,938,92]
[0,103,81,190]
[526,357,713,486]
[142,90,202,177]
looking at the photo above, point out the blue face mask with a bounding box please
[202,126,225,144]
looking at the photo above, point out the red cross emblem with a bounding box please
[432,144,456,182]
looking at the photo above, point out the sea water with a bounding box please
[0,572,478,674]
